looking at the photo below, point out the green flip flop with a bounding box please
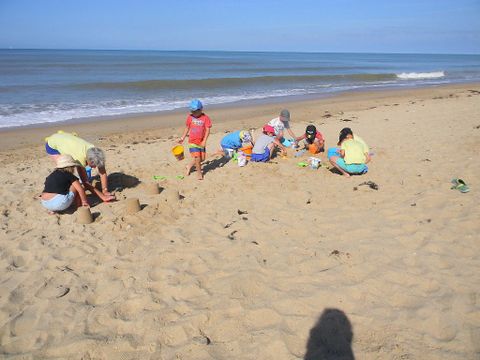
[297,162,308,167]
[451,178,469,193]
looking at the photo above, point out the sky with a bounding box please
[0,0,479,54]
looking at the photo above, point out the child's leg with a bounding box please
[329,156,350,177]
[195,156,203,180]
[185,158,195,176]
[315,139,325,153]
[210,148,225,158]
[69,183,81,207]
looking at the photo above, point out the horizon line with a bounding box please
[1,47,479,56]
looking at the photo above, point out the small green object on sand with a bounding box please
[297,162,308,167]
[451,178,469,193]
[153,175,184,180]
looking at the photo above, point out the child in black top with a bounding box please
[41,155,89,213]
[295,125,325,154]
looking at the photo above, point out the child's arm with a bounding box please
[201,127,211,147]
[276,129,284,141]
[72,180,89,207]
[178,126,189,144]
[273,139,287,155]
[364,152,371,164]
[295,134,306,142]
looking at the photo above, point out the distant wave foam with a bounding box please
[396,71,445,80]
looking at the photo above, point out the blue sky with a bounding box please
[0,0,479,54]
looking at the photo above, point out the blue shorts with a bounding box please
[336,158,368,174]
[327,147,341,159]
[251,148,270,162]
[45,143,61,155]
[41,191,75,211]
[188,144,205,158]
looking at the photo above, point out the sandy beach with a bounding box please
[1,84,479,359]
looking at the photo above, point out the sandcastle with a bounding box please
[163,188,180,203]
[77,206,93,224]
[145,183,160,195]
[125,198,141,214]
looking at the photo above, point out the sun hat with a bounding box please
[240,130,252,143]
[56,154,80,169]
[280,109,290,122]
[263,125,275,134]
[189,99,203,111]
[306,125,316,140]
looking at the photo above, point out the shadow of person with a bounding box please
[202,156,230,175]
[106,172,140,192]
[304,308,354,360]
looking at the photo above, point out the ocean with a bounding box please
[1,49,479,129]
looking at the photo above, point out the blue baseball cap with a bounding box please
[189,99,203,111]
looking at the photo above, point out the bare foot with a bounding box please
[343,173,351,178]
[185,165,192,177]
[197,174,204,180]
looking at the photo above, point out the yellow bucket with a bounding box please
[172,145,185,160]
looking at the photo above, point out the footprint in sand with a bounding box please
[11,255,27,268]
[35,281,71,299]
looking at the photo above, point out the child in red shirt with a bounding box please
[296,124,325,154]
[178,99,212,180]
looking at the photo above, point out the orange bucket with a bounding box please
[240,145,253,159]
[172,145,184,161]
[308,144,319,155]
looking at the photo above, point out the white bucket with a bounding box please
[309,157,321,169]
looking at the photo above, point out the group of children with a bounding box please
[41,99,371,214]
[178,99,370,179]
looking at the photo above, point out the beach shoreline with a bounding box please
[1,82,479,153]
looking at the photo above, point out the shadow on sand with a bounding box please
[304,308,355,360]
[106,172,140,192]
[202,156,230,175]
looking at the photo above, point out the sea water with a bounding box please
[1,49,479,128]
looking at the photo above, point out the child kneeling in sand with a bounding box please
[295,124,325,154]
[328,127,370,177]
[41,155,89,213]
[250,125,286,162]
[219,130,253,158]
[178,99,212,180]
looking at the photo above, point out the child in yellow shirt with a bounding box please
[328,128,371,177]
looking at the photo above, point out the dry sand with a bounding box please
[0,84,479,359]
